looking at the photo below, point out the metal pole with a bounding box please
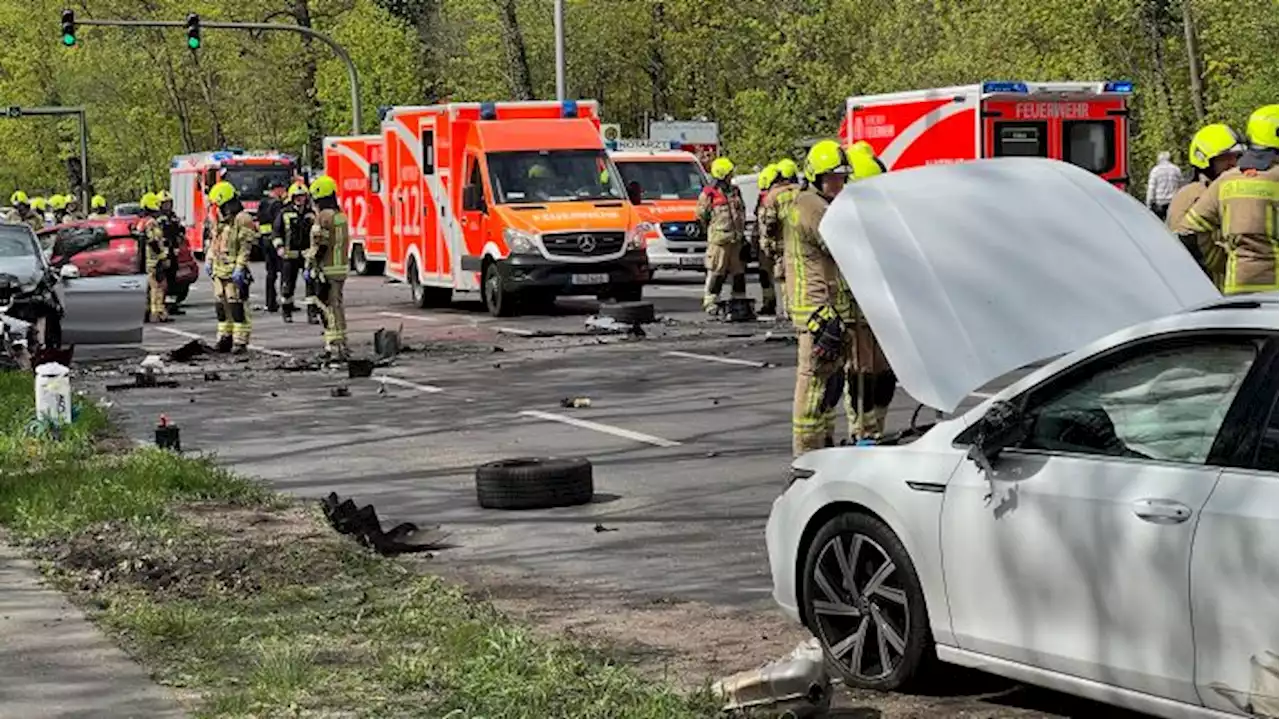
[77,18,363,133]
[77,109,89,209]
[1,106,90,205]
[553,0,566,101]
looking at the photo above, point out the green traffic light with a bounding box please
[187,37,200,49]
[62,34,75,46]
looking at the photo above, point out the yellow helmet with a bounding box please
[139,192,160,211]
[156,190,174,205]
[207,180,237,206]
[757,164,779,191]
[91,194,107,209]
[9,190,28,206]
[288,183,309,199]
[804,139,851,181]
[47,194,66,210]
[527,163,552,180]
[309,175,338,199]
[1188,124,1243,169]
[775,158,799,180]
[30,196,47,211]
[1246,104,1279,149]
[709,157,735,180]
[847,143,886,180]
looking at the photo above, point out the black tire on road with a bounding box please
[612,283,644,302]
[475,457,594,510]
[600,300,655,324]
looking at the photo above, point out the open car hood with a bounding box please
[819,158,1219,413]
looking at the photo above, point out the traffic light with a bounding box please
[185,13,201,50]
[60,9,76,47]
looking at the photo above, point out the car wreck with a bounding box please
[0,223,66,369]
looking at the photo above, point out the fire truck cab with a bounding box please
[322,135,387,276]
[381,100,651,317]
[842,80,1133,190]
[169,149,297,257]
[608,146,709,275]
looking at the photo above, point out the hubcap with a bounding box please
[810,533,909,681]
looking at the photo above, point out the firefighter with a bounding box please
[5,191,44,232]
[306,175,351,360]
[156,190,187,315]
[844,142,895,441]
[206,181,257,354]
[273,183,315,324]
[137,192,171,323]
[697,157,747,314]
[64,194,84,221]
[785,140,855,456]
[88,194,110,219]
[48,194,68,225]
[753,164,781,316]
[29,196,49,229]
[1177,104,1279,296]
[257,180,287,313]
[1166,124,1243,288]
[758,158,801,318]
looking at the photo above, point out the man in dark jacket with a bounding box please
[256,180,287,312]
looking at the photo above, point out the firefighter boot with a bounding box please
[307,304,321,325]
[281,303,295,324]
[215,336,233,354]
[703,273,726,315]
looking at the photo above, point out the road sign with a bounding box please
[648,120,718,145]
[600,123,621,143]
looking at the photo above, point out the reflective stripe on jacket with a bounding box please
[782,187,854,329]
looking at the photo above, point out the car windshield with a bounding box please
[0,224,38,259]
[224,165,294,200]
[615,160,707,200]
[114,203,141,217]
[487,150,624,204]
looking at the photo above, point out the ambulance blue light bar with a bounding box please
[479,102,498,120]
[982,81,1029,94]
[561,99,579,118]
[1103,80,1135,93]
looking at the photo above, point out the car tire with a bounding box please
[408,260,450,309]
[600,300,655,324]
[351,245,370,276]
[475,457,594,510]
[482,262,517,318]
[800,512,934,692]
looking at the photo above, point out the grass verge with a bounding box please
[0,372,720,718]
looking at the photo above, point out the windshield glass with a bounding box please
[224,165,294,200]
[615,160,707,200]
[487,150,623,204]
[0,224,38,258]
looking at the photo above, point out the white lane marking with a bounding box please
[519,410,682,448]
[663,350,768,368]
[378,311,438,323]
[152,326,293,358]
[376,375,444,394]
[496,327,535,336]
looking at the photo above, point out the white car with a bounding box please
[766,159,1278,719]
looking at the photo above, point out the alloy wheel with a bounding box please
[810,532,910,682]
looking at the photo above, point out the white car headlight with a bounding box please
[504,228,539,255]
[626,222,656,250]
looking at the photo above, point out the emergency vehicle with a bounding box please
[381,100,651,317]
[842,81,1133,189]
[608,145,709,275]
[169,149,297,256]
[322,135,388,275]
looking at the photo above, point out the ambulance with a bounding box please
[608,143,709,275]
[841,81,1133,190]
[322,135,387,275]
[169,149,298,256]
[381,100,652,317]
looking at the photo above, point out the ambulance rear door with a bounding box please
[844,86,981,171]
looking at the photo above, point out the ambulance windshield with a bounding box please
[488,150,625,204]
[614,160,707,200]
[223,165,295,200]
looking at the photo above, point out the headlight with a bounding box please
[504,228,539,255]
[626,222,656,250]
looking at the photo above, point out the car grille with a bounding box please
[661,222,703,242]
[541,232,625,257]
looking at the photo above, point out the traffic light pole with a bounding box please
[0,106,90,209]
[74,18,363,134]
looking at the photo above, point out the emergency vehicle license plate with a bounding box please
[678,255,703,267]
[571,273,609,286]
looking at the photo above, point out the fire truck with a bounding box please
[379,100,651,317]
[841,81,1133,190]
[169,149,298,256]
[322,135,387,275]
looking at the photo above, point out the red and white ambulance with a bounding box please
[322,135,387,275]
[169,149,297,256]
[841,81,1133,190]
[380,100,651,317]
[608,143,709,275]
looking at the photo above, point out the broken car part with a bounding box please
[599,300,656,325]
[347,359,375,378]
[475,457,594,510]
[320,492,448,556]
[712,637,832,718]
[167,339,208,363]
[373,326,403,360]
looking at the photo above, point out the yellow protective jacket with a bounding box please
[211,210,256,280]
[138,216,169,274]
[783,187,854,329]
[1167,178,1222,287]
[758,180,799,262]
[1178,156,1279,294]
[695,181,745,246]
[309,207,351,279]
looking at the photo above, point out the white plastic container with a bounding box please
[34,362,72,425]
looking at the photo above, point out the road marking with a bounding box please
[376,375,444,393]
[378,311,438,323]
[663,350,768,368]
[152,326,293,358]
[496,327,536,336]
[519,410,682,448]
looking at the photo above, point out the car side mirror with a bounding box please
[463,185,487,213]
[59,264,80,281]
[965,400,1028,476]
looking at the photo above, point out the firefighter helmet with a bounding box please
[1188,124,1243,169]
[48,194,67,210]
[804,140,851,181]
[9,190,28,206]
[207,181,237,206]
[1246,104,1279,149]
[757,164,779,191]
[709,157,735,180]
[30,196,47,211]
[139,192,160,211]
[309,175,338,200]
[288,183,309,198]
[775,158,799,180]
[156,190,173,205]
[91,194,107,209]
[848,143,887,180]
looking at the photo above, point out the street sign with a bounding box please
[648,120,719,145]
[600,123,621,143]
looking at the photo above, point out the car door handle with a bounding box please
[119,280,143,290]
[1132,498,1192,524]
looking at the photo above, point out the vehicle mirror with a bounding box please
[965,400,1027,476]
[59,263,80,281]
[463,185,487,213]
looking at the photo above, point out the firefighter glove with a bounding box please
[231,267,248,288]
[807,306,844,362]
[203,261,213,278]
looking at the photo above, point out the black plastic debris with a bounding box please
[719,298,757,323]
[167,340,208,363]
[320,492,448,556]
[373,326,403,360]
[106,372,181,392]
[154,415,181,451]
[203,371,221,382]
[347,359,375,378]
[330,386,351,398]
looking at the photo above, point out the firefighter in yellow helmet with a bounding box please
[751,164,781,315]
[63,193,84,221]
[48,194,69,225]
[137,192,171,323]
[1166,124,1243,288]
[697,157,747,314]
[306,175,351,361]
[758,158,801,319]
[785,140,856,455]
[273,182,316,324]
[88,194,110,219]
[206,181,257,353]
[3,191,42,232]
[1177,104,1279,295]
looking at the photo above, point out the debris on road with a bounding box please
[712,637,831,718]
[475,457,594,510]
[320,492,448,556]
[593,523,617,533]
[600,300,656,325]
[347,359,375,378]
[585,316,646,338]
[373,325,403,360]
[763,331,798,345]
[106,372,181,392]
[202,371,221,382]
[167,339,209,363]
[330,386,351,398]
[718,297,757,323]
[154,414,181,451]
[560,396,592,408]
